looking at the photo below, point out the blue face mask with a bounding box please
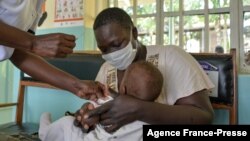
[102,34,137,70]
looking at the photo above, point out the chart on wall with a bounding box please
[54,0,84,27]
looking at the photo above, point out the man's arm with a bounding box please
[0,21,33,51]
[138,89,214,124]
[0,21,75,58]
[10,49,104,98]
[85,89,214,133]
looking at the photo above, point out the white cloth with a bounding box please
[39,112,52,141]
[39,114,145,141]
[0,0,44,61]
[39,97,146,141]
[89,96,113,107]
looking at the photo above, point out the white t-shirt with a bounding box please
[96,45,214,105]
[0,0,44,61]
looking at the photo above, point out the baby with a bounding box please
[39,61,163,141]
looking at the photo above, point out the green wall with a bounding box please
[0,61,20,124]
[36,26,84,51]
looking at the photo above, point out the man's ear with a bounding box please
[132,27,138,40]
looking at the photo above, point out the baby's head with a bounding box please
[119,61,163,101]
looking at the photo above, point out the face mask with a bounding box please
[102,35,137,70]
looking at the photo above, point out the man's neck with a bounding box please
[134,43,147,62]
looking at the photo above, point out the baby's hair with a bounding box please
[126,61,163,101]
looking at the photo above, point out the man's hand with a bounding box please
[85,94,141,133]
[31,33,76,58]
[74,80,108,100]
[74,102,99,132]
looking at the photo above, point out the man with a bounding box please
[79,7,215,132]
[215,45,224,53]
[38,7,215,141]
[0,1,105,98]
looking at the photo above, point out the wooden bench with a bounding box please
[191,49,237,124]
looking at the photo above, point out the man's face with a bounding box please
[94,23,131,54]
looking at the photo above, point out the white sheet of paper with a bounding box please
[205,70,219,97]
[24,73,31,78]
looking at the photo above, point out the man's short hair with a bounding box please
[93,7,133,31]
[215,45,224,53]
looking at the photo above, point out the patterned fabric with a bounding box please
[106,69,116,90]
[146,54,159,67]
[0,132,40,141]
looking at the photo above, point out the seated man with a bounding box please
[215,45,224,53]
[38,61,163,141]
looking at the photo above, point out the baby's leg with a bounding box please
[43,116,85,141]
[38,112,52,141]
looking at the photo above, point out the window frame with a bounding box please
[108,0,250,73]
[239,0,250,73]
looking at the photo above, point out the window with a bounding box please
[109,0,230,53]
[108,0,250,73]
[241,0,250,72]
[109,0,157,45]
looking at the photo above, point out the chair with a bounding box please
[191,48,238,124]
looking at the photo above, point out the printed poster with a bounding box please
[54,0,84,27]
[199,61,219,97]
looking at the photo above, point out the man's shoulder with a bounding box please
[146,45,181,51]
[146,45,186,55]
[100,62,115,70]
[147,45,179,48]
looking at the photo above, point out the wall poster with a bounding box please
[199,61,219,98]
[54,0,84,27]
